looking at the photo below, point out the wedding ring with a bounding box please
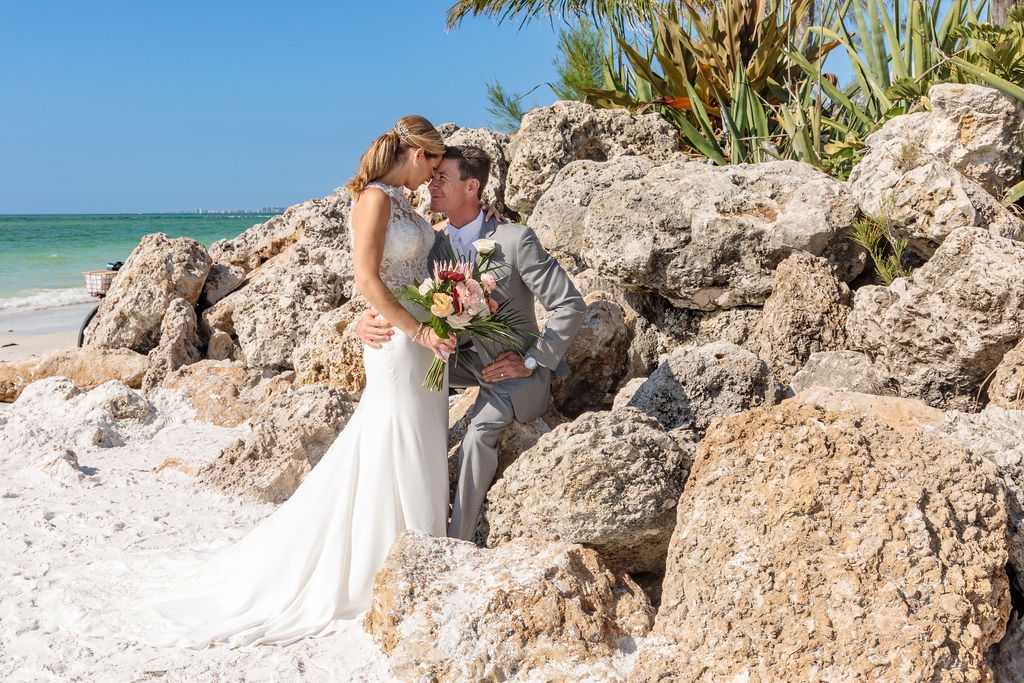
[500,372,505,377]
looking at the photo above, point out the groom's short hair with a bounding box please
[443,145,490,199]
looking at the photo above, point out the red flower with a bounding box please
[438,270,466,282]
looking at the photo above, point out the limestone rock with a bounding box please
[159,360,285,427]
[200,262,246,307]
[292,299,369,397]
[991,615,1024,682]
[630,398,1009,682]
[551,294,631,417]
[35,449,84,486]
[506,101,681,214]
[867,83,1024,199]
[366,531,653,683]
[626,342,787,436]
[530,156,658,270]
[988,338,1024,410]
[578,158,860,309]
[200,383,355,502]
[485,408,692,574]
[757,252,853,383]
[142,297,201,394]
[789,350,890,395]
[83,233,212,353]
[0,347,149,402]
[206,329,235,361]
[849,140,1023,259]
[847,226,1024,409]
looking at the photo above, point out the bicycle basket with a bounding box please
[83,270,118,297]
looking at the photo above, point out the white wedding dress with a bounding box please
[59,182,449,648]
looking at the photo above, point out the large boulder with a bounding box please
[141,297,201,394]
[866,83,1024,199]
[847,226,1024,410]
[365,531,653,683]
[505,101,681,215]
[485,408,692,575]
[789,350,890,395]
[0,347,149,402]
[83,233,212,353]
[550,294,631,417]
[159,360,286,427]
[626,342,787,437]
[199,383,355,502]
[292,299,369,397]
[530,156,658,271]
[573,158,860,309]
[757,252,853,384]
[630,396,1009,682]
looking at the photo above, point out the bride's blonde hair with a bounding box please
[345,115,445,198]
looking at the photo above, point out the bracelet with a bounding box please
[412,323,428,343]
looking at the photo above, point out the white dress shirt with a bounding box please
[446,210,485,261]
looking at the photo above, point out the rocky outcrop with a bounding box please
[530,156,658,270]
[485,408,692,574]
[625,342,787,437]
[159,360,285,427]
[505,101,681,214]
[847,226,1024,409]
[200,263,246,307]
[988,338,1024,410]
[83,233,211,353]
[291,299,368,397]
[142,297,201,394]
[757,252,852,384]
[630,397,1009,682]
[0,347,149,402]
[366,531,653,683]
[789,350,890,395]
[865,83,1024,199]
[550,294,631,417]
[200,383,355,502]
[569,158,859,309]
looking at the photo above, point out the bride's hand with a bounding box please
[481,202,507,223]
[418,326,456,361]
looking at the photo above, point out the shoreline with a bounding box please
[0,302,98,363]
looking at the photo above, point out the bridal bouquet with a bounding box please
[397,239,527,390]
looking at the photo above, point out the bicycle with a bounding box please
[77,262,122,347]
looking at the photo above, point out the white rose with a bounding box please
[447,311,473,329]
[417,279,434,296]
[473,238,497,255]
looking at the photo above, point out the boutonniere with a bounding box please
[473,238,498,256]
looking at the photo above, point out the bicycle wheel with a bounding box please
[77,304,100,348]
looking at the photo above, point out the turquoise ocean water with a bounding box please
[0,214,277,311]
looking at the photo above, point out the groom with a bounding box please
[356,144,586,541]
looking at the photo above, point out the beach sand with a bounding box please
[0,303,96,363]
[0,313,399,681]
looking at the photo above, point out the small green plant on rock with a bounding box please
[850,195,914,285]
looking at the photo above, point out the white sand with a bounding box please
[0,377,397,682]
[0,303,96,363]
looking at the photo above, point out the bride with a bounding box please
[135,115,458,647]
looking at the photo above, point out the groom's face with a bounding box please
[429,158,473,215]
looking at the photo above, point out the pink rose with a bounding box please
[480,273,497,293]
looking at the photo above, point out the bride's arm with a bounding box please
[351,188,454,360]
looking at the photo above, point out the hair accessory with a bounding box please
[393,122,410,139]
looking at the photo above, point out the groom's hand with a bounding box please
[355,308,394,348]
[483,351,534,383]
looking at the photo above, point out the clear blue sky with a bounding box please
[1,1,564,214]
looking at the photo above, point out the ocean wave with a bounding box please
[0,287,95,311]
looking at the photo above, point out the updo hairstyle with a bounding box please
[345,115,445,197]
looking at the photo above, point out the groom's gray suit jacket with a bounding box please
[429,216,585,421]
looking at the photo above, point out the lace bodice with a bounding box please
[352,182,434,289]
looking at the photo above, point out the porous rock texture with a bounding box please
[159,360,286,428]
[626,341,787,436]
[629,397,1010,683]
[200,383,355,503]
[366,531,654,683]
[572,158,859,309]
[988,338,1024,410]
[291,298,369,398]
[485,408,692,575]
[847,226,1024,410]
[505,101,681,215]
[757,252,852,384]
[550,294,631,417]
[141,297,201,394]
[788,350,890,395]
[0,347,148,402]
[865,83,1024,199]
[83,233,211,353]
